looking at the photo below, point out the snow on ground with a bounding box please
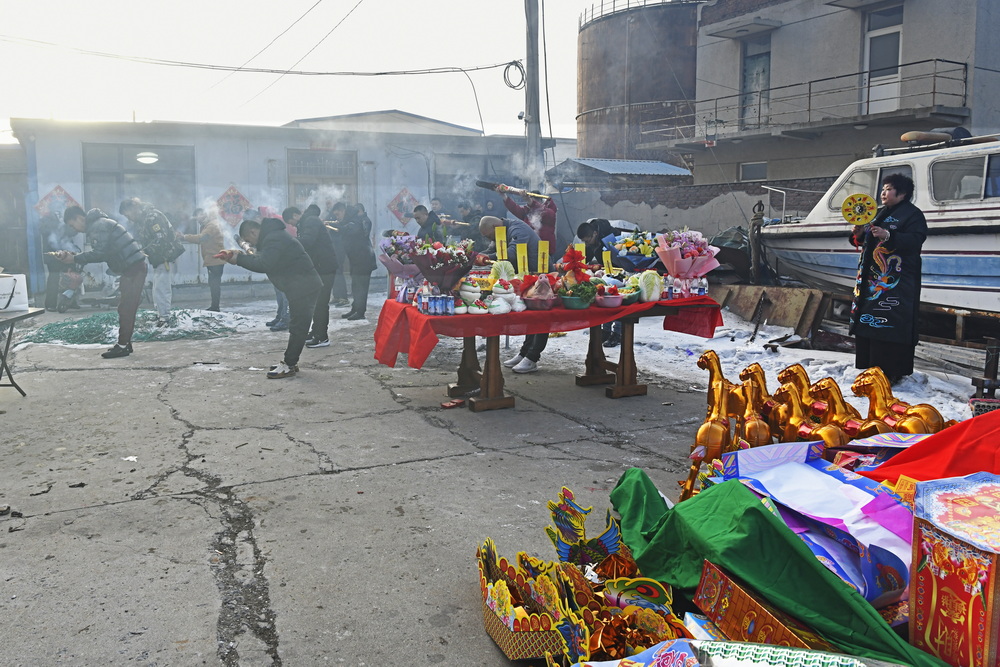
[512,308,975,423]
[17,294,976,423]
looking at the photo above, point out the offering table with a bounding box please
[373,296,721,412]
[0,307,45,397]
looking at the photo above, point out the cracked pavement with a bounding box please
[0,298,702,665]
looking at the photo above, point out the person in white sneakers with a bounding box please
[223,217,322,379]
[479,216,549,374]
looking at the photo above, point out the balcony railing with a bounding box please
[579,0,699,27]
[637,58,968,144]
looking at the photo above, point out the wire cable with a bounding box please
[503,61,525,90]
[0,34,516,78]
[242,0,368,105]
[212,0,327,88]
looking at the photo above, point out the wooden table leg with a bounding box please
[448,336,482,397]
[468,335,515,411]
[606,318,647,398]
[576,325,616,386]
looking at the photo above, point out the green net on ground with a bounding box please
[21,310,251,345]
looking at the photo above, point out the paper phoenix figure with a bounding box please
[545,487,623,567]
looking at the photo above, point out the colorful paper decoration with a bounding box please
[387,187,419,225]
[216,186,251,227]
[34,185,80,218]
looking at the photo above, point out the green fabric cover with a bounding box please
[610,469,944,667]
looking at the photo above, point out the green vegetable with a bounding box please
[559,280,598,303]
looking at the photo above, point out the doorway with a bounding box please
[862,5,903,114]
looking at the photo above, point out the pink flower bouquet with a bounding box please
[378,235,423,279]
[655,229,720,278]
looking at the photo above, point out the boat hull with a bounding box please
[761,223,1000,314]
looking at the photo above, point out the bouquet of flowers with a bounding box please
[410,239,479,292]
[654,228,720,278]
[378,234,422,278]
[602,231,662,271]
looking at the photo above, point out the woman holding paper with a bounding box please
[479,216,550,374]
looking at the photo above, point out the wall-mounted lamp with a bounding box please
[136,151,159,164]
[731,138,743,144]
[853,123,868,131]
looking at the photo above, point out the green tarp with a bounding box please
[610,469,944,667]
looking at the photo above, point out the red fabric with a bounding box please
[859,408,1000,483]
[373,296,723,369]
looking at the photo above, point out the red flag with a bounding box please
[860,408,1000,484]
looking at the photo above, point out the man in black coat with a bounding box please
[226,217,322,379]
[56,206,148,359]
[338,203,377,320]
[577,218,622,347]
[284,205,339,347]
[849,173,927,385]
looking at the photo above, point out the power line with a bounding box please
[242,0,368,105]
[0,34,516,78]
[212,0,327,89]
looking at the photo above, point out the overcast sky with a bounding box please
[0,0,601,143]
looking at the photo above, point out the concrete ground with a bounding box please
[0,290,703,666]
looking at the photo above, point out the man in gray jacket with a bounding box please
[56,206,147,358]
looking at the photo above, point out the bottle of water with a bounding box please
[672,277,683,300]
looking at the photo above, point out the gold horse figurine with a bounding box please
[773,382,851,448]
[680,374,731,502]
[777,363,826,421]
[697,350,742,420]
[739,362,788,437]
[810,376,890,438]
[851,368,930,433]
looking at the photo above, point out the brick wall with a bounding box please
[701,0,797,26]
[599,177,836,212]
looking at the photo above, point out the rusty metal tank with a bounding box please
[577,1,700,160]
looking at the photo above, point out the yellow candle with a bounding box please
[602,249,615,274]
[495,226,508,260]
[516,243,528,276]
[537,241,549,273]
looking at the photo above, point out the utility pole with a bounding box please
[524,0,543,191]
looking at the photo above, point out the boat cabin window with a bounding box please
[828,169,878,211]
[931,157,984,201]
[986,155,1000,198]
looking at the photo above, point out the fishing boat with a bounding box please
[760,132,1000,316]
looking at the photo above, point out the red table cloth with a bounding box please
[374,295,723,369]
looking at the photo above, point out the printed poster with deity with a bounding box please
[217,186,251,227]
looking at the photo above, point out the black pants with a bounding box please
[310,273,336,340]
[350,272,372,316]
[44,268,65,310]
[206,264,223,309]
[285,286,320,367]
[519,334,548,362]
[855,335,916,379]
[332,245,349,300]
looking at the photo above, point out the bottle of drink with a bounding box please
[663,274,674,300]
[419,281,431,313]
[672,277,683,300]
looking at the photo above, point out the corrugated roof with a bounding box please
[568,158,690,177]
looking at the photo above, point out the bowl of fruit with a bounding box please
[595,283,623,307]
